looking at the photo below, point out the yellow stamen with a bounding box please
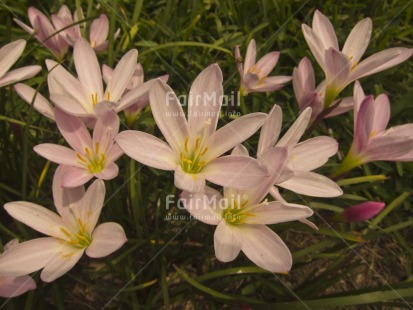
[60,227,72,238]
[184,138,189,152]
[200,147,208,156]
[76,153,87,163]
[369,130,377,139]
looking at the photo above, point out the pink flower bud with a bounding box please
[343,201,385,222]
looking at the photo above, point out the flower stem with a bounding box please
[331,151,363,180]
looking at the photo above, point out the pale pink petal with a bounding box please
[248,75,291,92]
[187,64,223,135]
[4,202,70,240]
[77,179,106,232]
[353,80,366,120]
[41,246,84,282]
[244,39,256,73]
[89,15,109,48]
[238,225,292,272]
[174,166,206,193]
[254,51,280,78]
[0,65,42,88]
[102,64,113,85]
[0,238,62,277]
[149,79,189,153]
[302,24,326,69]
[363,134,413,162]
[234,45,244,78]
[293,57,316,101]
[50,94,92,117]
[350,48,413,81]
[106,143,124,162]
[243,201,313,224]
[180,188,222,225]
[117,79,154,111]
[354,96,375,152]
[73,38,103,100]
[0,275,36,298]
[214,221,241,262]
[290,136,338,171]
[0,39,26,78]
[276,107,311,148]
[278,171,343,197]
[312,10,339,51]
[55,108,93,152]
[105,49,138,102]
[115,130,178,170]
[95,162,118,180]
[324,48,351,90]
[61,167,94,188]
[14,18,35,36]
[14,83,55,120]
[323,97,354,118]
[342,18,372,65]
[231,144,249,156]
[206,112,267,160]
[86,222,127,258]
[93,109,119,152]
[257,104,282,155]
[34,144,80,166]
[203,155,267,189]
[372,94,390,134]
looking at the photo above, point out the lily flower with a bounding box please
[46,38,154,121]
[0,239,36,298]
[34,108,123,187]
[14,7,69,58]
[235,39,291,95]
[0,40,41,88]
[0,167,127,282]
[257,104,342,197]
[102,63,169,126]
[333,81,413,177]
[116,64,268,193]
[302,10,412,108]
[180,146,313,272]
[293,57,353,121]
[342,201,385,222]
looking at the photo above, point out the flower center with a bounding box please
[77,142,106,174]
[60,219,91,248]
[222,198,252,225]
[180,136,209,174]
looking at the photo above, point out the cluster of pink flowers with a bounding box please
[0,7,411,298]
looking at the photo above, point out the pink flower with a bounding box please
[0,239,36,298]
[235,39,291,95]
[342,201,385,222]
[302,10,412,108]
[334,81,413,176]
[0,166,127,283]
[34,108,123,187]
[0,40,41,88]
[15,7,69,58]
[116,64,268,193]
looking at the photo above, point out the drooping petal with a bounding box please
[203,155,267,189]
[0,238,62,277]
[206,112,267,160]
[115,130,178,170]
[244,39,257,73]
[40,246,84,282]
[238,225,292,272]
[214,221,241,262]
[254,51,280,78]
[312,10,339,51]
[290,136,338,171]
[14,83,55,120]
[61,167,94,188]
[187,64,223,135]
[105,49,138,102]
[55,108,93,153]
[149,79,189,153]
[174,166,206,193]
[350,48,413,81]
[4,202,71,240]
[180,187,223,225]
[73,38,103,100]
[257,104,282,155]
[342,18,372,65]
[0,65,42,88]
[0,275,36,298]
[34,144,80,166]
[0,39,26,78]
[86,222,127,258]
[278,171,343,197]
[276,107,311,148]
[243,201,313,224]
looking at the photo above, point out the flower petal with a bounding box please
[323,96,354,118]
[61,167,94,188]
[41,246,84,282]
[278,171,343,197]
[257,104,282,155]
[93,109,119,153]
[372,94,390,134]
[86,222,127,258]
[89,15,109,47]
[238,225,292,272]
[174,165,206,193]
[0,275,36,298]
[34,144,80,166]
[254,51,280,78]
[214,221,241,262]
[276,107,311,148]
[244,39,256,73]
[95,162,119,180]
[115,130,178,170]
[14,83,55,120]
[231,144,249,156]
[206,112,267,160]
[0,39,26,78]
[203,155,267,189]
[354,96,375,152]
[324,48,351,91]
[342,18,372,65]
[149,79,189,153]
[312,10,339,51]
[50,94,92,116]
[302,24,326,70]
[0,65,42,88]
